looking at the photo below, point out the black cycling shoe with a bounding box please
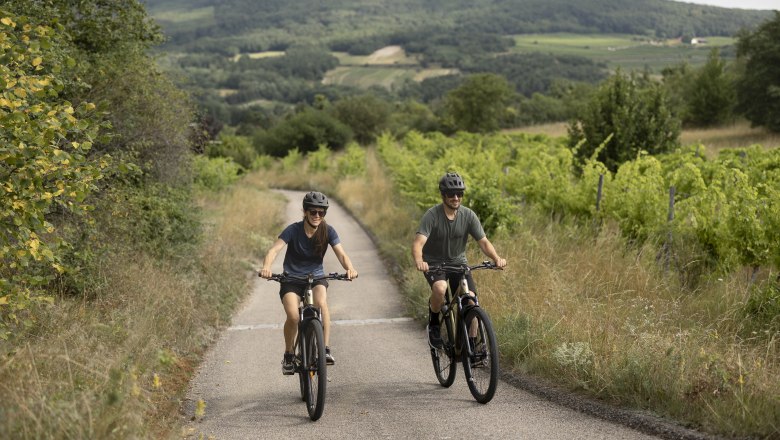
[428,324,443,349]
[281,352,295,375]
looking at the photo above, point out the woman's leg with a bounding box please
[281,292,300,352]
[312,285,330,345]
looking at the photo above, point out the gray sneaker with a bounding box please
[282,352,295,375]
[325,346,335,365]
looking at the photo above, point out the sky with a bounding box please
[675,0,778,10]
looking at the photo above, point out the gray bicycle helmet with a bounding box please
[438,172,466,192]
[303,191,329,210]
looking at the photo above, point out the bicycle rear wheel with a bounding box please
[430,311,456,387]
[300,319,327,420]
[461,307,499,403]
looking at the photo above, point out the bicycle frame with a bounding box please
[438,265,480,357]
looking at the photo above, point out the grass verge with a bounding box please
[0,178,283,439]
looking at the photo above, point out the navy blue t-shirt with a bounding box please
[279,221,340,276]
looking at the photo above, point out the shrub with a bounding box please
[192,155,242,191]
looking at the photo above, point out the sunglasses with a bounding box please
[443,191,464,199]
[308,209,327,217]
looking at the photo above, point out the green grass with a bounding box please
[333,46,419,66]
[322,66,418,89]
[512,33,737,71]
[151,6,214,23]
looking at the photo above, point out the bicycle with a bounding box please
[427,261,501,404]
[265,272,352,421]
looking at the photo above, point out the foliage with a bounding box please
[206,134,256,170]
[683,49,736,127]
[0,12,108,338]
[255,107,353,156]
[307,144,332,172]
[735,11,780,133]
[331,94,391,145]
[442,73,515,133]
[281,147,303,171]
[335,143,366,177]
[377,128,780,277]
[568,70,681,172]
[192,155,242,191]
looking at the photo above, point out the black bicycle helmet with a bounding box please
[303,191,329,210]
[438,172,466,192]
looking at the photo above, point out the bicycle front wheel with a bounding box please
[300,319,327,420]
[430,311,456,387]
[461,307,499,403]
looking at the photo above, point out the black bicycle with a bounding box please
[266,272,351,421]
[428,261,501,404]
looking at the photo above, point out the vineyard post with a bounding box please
[664,186,676,273]
[593,174,604,232]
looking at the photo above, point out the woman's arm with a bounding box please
[331,243,358,279]
[259,238,287,278]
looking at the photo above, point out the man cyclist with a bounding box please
[260,191,358,374]
[412,172,507,348]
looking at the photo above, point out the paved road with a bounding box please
[183,189,660,439]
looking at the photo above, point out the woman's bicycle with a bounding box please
[266,272,351,421]
[428,261,501,404]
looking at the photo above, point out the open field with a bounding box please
[512,33,736,72]
[333,45,419,66]
[324,46,457,89]
[231,51,285,62]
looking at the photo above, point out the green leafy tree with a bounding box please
[331,94,391,145]
[568,70,680,172]
[442,73,515,133]
[0,12,107,338]
[256,108,353,156]
[735,11,780,132]
[685,48,736,127]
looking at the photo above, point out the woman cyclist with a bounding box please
[259,191,358,374]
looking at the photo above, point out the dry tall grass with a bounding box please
[0,180,284,439]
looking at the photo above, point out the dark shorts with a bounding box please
[279,279,329,301]
[423,271,476,294]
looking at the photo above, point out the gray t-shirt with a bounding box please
[416,204,486,265]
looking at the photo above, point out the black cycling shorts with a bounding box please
[423,271,476,294]
[279,279,329,301]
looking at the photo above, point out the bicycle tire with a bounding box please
[298,362,306,401]
[301,319,327,420]
[430,310,457,387]
[461,307,499,403]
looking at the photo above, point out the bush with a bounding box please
[192,155,242,191]
[256,108,353,156]
[568,70,680,172]
[207,134,257,170]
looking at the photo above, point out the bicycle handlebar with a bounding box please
[264,272,355,283]
[427,261,503,274]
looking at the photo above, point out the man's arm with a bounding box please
[477,237,506,268]
[412,233,429,272]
